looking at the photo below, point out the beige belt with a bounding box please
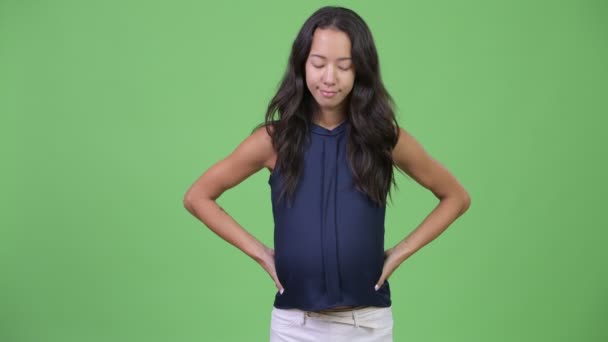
[302,306,382,328]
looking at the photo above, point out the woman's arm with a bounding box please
[183,125,283,292]
[376,126,471,289]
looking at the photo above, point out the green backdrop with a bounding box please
[1,0,606,341]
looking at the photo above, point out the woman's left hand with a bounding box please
[374,247,401,291]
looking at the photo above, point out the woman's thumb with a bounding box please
[276,279,284,295]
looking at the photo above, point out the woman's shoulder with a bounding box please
[250,121,276,147]
[250,122,277,172]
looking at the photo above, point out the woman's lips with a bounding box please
[320,90,337,98]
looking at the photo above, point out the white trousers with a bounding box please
[269,306,394,342]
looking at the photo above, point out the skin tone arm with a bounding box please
[183,126,285,294]
[375,126,472,290]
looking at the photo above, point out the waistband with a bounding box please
[318,305,370,313]
[274,306,391,329]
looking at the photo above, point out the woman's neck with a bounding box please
[311,110,347,128]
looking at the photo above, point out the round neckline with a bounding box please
[310,119,348,136]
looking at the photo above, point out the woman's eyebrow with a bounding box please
[310,54,352,61]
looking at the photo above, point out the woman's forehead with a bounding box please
[309,28,351,57]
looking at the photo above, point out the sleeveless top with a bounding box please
[268,119,392,311]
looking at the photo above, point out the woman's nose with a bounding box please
[322,66,337,85]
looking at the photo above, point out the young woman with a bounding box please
[184,6,471,342]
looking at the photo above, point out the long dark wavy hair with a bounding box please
[253,6,401,207]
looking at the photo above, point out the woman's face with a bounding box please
[305,28,355,115]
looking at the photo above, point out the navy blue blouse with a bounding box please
[268,119,392,311]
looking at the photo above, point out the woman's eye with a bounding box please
[311,63,350,70]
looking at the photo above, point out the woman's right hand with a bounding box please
[258,245,284,295]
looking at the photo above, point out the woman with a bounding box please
[184,6,471,342]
